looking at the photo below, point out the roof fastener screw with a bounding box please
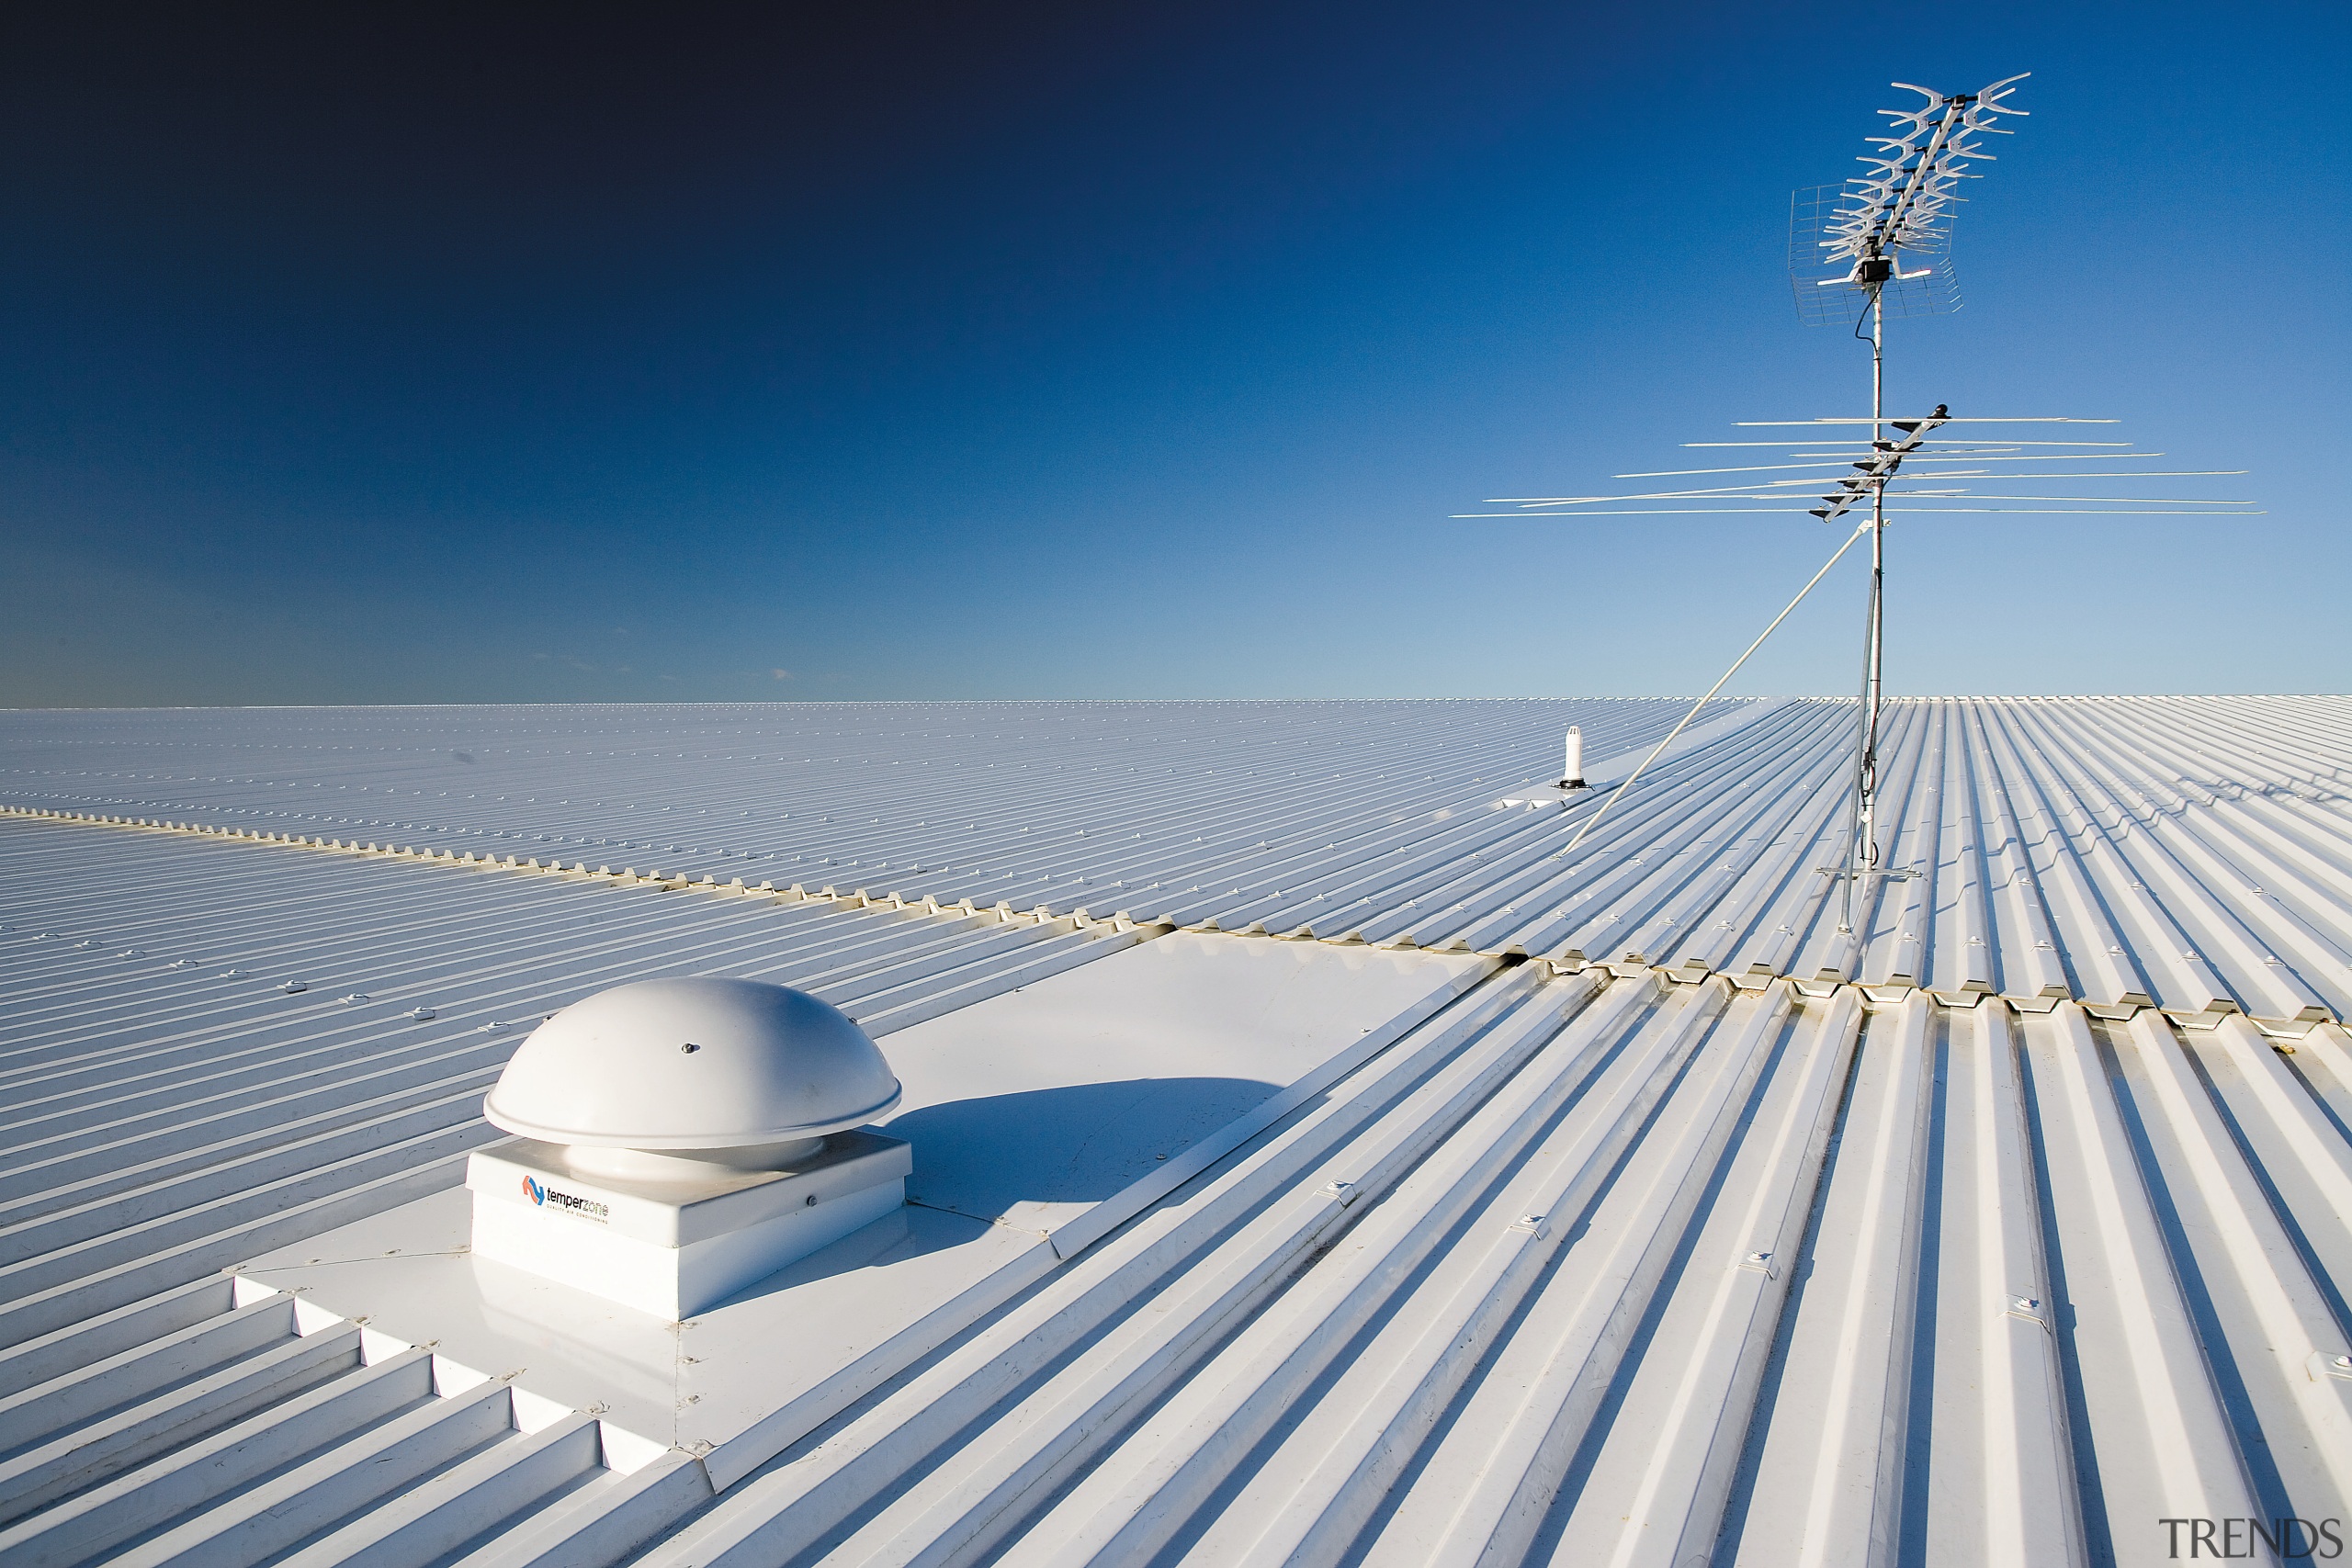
[681,1042,700,1054]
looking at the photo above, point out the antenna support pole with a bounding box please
[1840,282,1887,933]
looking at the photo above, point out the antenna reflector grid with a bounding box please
[1789,183,1959,326]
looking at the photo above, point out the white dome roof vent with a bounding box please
[470,977,910,1315]
[484,976,902,1178]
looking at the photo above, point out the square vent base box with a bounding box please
[467,1130,910,1319]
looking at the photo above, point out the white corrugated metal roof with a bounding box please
[7,696,2347,1021]
[645,977,2351,1568]
[2,696,2348,1565]
[0,696,1727,923]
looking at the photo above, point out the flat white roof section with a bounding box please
[1,697,2347,1565]
[878,932,1489,1243]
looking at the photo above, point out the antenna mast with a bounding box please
[1459,72,2255,964]
[1792,74,2027,930]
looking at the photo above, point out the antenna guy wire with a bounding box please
[1557,516,1877,862]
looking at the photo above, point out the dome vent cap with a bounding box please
[484,977,900,1166]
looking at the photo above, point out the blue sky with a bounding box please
[2,1,2344,705]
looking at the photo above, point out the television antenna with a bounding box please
[1796,74,2024,928]
[1460,74,2259,944]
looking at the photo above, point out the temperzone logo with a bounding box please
[518,1173,610,1224]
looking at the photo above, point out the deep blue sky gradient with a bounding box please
[4,1,2345,705]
